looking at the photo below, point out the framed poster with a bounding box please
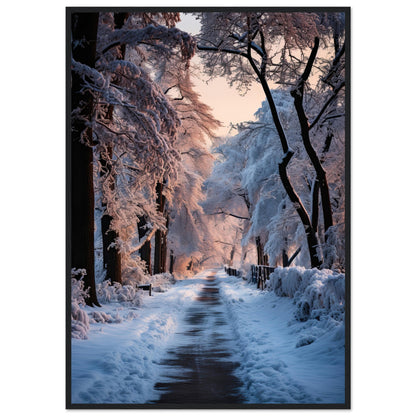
[67,7,350,409]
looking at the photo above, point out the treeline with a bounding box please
[69,10,348,307]
[199,11,347,271]
[70,11,218,306]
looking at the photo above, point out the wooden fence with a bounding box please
[224,266,240,276]
[224,265,276,291]
[250,265,276,290]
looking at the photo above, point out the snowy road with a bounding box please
[71,268,345,405]
[151,271,243,404]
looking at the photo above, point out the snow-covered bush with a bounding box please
[72,302,90,340]
[97,281,144,307]
[147,272,175,292]
[267,266,345,322]
[71,269,90,305]
[71,269,91,339]
[322,224,345,272]
[118,255,148,287]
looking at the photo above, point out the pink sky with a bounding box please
[177,13,265,137]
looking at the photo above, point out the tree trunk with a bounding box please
[100,145,122,284]
[245,45,322,268]
[291,37,333,241]
[255,236,268,266]
[169,250,175,274]
[98,13,128,285]
[311,178,320,233]
[198,28,333,269]
[159,214,168,273]
[70,12,100,306]
[229,244,235,265]
[137,216,152,274]
[279,153,322,268]
[282,249,289,267]
[154,236,162,275]
[259,75,321,268]
[154,182,167,274]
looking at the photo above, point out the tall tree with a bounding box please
[72,12,197,282]
[158,63,221,273]
[198,12,345,268]
[137,216,152,274]
[153,181,167,274]
[98,13,129,284]
[70,12,100,306]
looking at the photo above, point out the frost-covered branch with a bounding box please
[308,80,345,130]
[197,43,249,58]
[129,226,158,255]
[208,210,250,221]
[99,25,196,61]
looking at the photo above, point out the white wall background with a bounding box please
[1,0,414,414]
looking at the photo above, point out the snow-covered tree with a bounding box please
[71,11,197,291]
[197,11,346,268]
[204,83,346,271]
[159,64,221,274]
[71,12,101,306]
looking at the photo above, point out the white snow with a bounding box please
[218,269,345,404]
[71,268,345,405]
[71,271,206,404]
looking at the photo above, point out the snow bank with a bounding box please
[217,270,345,404]
[267,266,345,322]
[71,272,176,340]
[71,272,206,404]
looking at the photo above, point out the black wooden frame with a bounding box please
[66,6,351,409]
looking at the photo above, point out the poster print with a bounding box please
[67,7,350,409]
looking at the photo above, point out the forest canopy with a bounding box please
[69,10,347,305]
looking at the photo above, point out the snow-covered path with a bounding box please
[71,268,345,405]
[151,271,243,404]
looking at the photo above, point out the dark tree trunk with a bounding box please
[258,73,322,268]
[311,131,335,236]
[279,153,322,268]
[169,250,175,274]
[137,216,152,274]
[255,236,269,266]
[154,236,162,275]
[98,13,128,285]
[160,215,169,273]
[291,37,333,243]
[282,249,289,267]
[311,178,320,233]
[70,12,100,306]
[154,182,167,274]
[198,27,327,269]
[244,39,322,268]
[229,244,235,265]
[289,247,301,266]
[100,145,122,284]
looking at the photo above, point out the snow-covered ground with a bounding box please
[219,270,345,404]
[71,268,345,405]
[71,272,206,404]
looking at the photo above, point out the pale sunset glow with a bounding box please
[177,13,267,136]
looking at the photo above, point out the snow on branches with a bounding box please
[71,12,201,281]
